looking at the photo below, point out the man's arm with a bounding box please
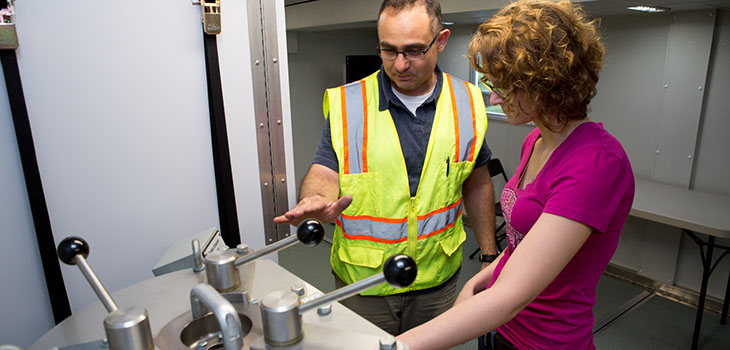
[462,164,497,269]
[299,163,340,200]
[273,164,352,226]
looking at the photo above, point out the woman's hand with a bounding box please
[455,278,476,305]
[455,255,500,305]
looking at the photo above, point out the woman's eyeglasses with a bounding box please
[481,78,504,98]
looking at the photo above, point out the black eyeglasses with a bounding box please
[377,31,440,61]
[481,78,504,98]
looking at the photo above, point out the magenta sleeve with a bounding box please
[542,145,634,233]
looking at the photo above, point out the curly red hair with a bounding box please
[468,0,605,131]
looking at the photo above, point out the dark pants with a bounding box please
[333,269,459,336]
[479,330,517,350]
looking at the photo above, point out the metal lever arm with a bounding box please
[57,237,155,350]
[233,234,298,267]
[57,236,118,312]
[233,219,324,266]
[259,254,417,346]
[298,254,417,314]
[299,273,383,314]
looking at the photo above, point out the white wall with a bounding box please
[13,0,221,315]
[0,68,55,348]
[1,0,292,346]
[286,10,730,299]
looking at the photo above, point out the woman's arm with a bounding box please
[397,213,593,350]
[454,252,502,305]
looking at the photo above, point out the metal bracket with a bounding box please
[193,0,221,35]
[0,0,18,49]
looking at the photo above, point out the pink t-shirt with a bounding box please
[488,122,634,349]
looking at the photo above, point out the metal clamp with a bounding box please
[190,284,244,350]
[192,238,205,272]
[193,0,221,35]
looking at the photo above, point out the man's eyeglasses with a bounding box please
[377,31,440,61]
[481,78,504,98]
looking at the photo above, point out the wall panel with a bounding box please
[2,1,289,346]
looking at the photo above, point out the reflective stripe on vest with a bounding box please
[446,75,478,163]
[336,199,464,243]
[340,81,369,175]
[416,199,464,239]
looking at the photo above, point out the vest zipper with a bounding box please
[408,197,417,269]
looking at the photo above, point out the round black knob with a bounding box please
[383,254,417,288]
[57,236,89,265]
[296,219,325,246]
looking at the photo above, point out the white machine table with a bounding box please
[631,179,730,350]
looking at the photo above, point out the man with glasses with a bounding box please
[275,0,497,335]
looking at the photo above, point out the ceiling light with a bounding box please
[442,21,455,25]
[627,5,670,13]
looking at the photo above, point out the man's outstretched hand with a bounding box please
[273,194,353,226]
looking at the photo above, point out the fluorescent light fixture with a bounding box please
[442,21,455,25]
[627,5,670,13]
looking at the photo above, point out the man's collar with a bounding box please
[378,65,443,111]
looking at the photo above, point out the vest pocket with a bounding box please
[447,161,474,200]
[337,243,385,269]
[438,226,466,257]
[340,172,384,216]
[436,160,450,208]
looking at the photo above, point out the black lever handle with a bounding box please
[296,219,325,246]
[233,219,325,268]
[57,236,90,265]
[383,254,417,288]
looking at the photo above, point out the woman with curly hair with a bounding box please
[397,1,635,349]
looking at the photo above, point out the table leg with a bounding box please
[691,235,715,350]
[722,268,729,325]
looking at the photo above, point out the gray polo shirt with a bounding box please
[313,66,492,197]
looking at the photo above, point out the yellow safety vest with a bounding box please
[323,70,487,295]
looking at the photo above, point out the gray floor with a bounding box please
[278,224,730,349]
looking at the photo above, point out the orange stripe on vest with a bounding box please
[341,213,408,224]
[465,81,477,162]
[360,80,368,173]
[340,85,349,174]
[417,198,462,220]
[446,75,459,162]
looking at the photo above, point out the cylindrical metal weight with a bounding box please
[204,249,241,292]
[104,307,154,350]
[260,290,303,346]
